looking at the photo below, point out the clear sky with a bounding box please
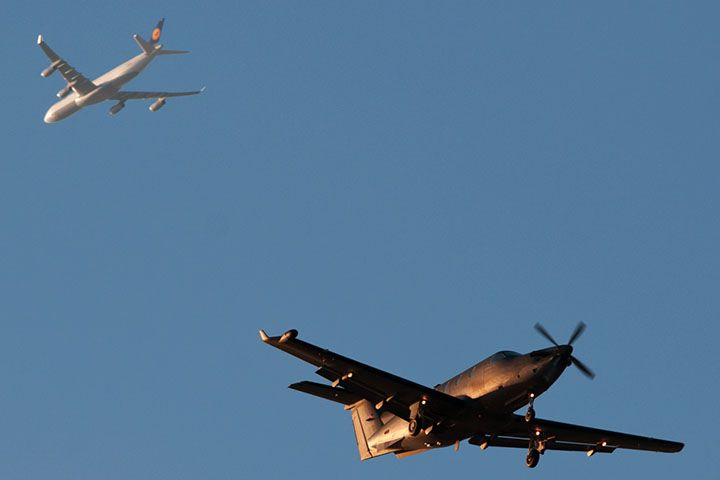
[1,2,717,479]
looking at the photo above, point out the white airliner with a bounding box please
[38,19,203,123]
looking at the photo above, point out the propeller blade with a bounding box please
[534,323,559,346]
[571,355,595,379]
[567,322,586,346]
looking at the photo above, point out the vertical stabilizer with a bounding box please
[134,18,165,54]
[349,400,382,460]
[150,18,165,44]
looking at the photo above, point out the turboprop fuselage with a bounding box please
[260,325,683,468]
[367,345,573,453]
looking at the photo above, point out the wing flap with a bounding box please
[468,434,616,453]
[289,381,362,406]
[111,88,204,101]
[499,414,683,453]
[37,35,96,95]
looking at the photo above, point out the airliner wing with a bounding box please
[259,329,467,422]
[37,35,96,95]
[111,88,204,101]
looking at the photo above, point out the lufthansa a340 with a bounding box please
[37,19,203,123]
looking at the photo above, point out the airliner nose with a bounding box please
[43,109,56,123]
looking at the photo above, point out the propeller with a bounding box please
[534,322,595,379]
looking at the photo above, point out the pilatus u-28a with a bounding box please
[260,323,683,468]
[37,19,203,123]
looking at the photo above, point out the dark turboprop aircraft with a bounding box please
[259,323,683,468]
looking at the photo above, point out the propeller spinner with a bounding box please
[534,322,595,379]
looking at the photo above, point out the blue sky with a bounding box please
[1,2,717,478]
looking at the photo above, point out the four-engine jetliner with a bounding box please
[259,323,683,468]
[37,19,203,123]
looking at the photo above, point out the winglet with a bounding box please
[259,328,298,343]
[133,34,153,55]
[37,34,43,45]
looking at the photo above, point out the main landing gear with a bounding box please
[524,393,536,422]
[408,418,421,436]
[525,433,546,468]
[526,448,540,468]
[409,399,429,436]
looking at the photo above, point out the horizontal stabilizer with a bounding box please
[289,381,362,405]
[111,89,203,102]
[157,49,190,55]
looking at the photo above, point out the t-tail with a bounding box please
[133,18,190,55]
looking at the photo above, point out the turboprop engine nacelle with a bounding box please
[56,84,72,98]
[109,101,125,115]
[149,98,166,112]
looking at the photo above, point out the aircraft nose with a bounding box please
[530,345,573,359]
[558,345,573,357]
[44,109,56,123]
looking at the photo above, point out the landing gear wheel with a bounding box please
[408,418,421,436]
[526,449,540,468]
[525,406,535,423]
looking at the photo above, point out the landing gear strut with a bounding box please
[524,393,536,423]
[525,448,540,468]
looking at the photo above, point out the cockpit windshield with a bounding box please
[493,350,521,359]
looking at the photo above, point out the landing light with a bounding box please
[601,441,607,447]
[587,448,596,457]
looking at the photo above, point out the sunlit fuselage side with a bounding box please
[366,346,575,454]
[436,346,574,412]
[43,51,155,123]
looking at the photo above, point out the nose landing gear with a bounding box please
[524,393,536,423]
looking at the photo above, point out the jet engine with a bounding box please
[148,98,166,112]
[109,101,125,115]
[56,84,72,98]
[40,64,57,78]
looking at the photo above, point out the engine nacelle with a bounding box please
[109,101,125,115]
[40,64,57,78]
[148,98,166,112]
[56,84,72,99]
